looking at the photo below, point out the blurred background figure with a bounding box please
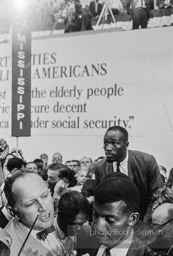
[166,167,173,189]
[40,153,49,170]
[0,139,9,187]
[159,165,167,184]
[67,159,80,174]
[26,161,38,173]
[52,152,63,164]
[53,167,75,200]
[108,0,124,15]
[64,1,93,32]
[70,167,88,192]
[80,156,93,168]
[47,163,66,195]
[89,0,103,19]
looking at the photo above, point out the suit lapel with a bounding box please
[105,161,114,176]
[127,235,146,256]
[13,218,55,256]
[127,150,135,181]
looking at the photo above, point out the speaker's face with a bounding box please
[13,173,54,231]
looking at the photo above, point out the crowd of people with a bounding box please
[0,126,173,255]
[0,0,173,37]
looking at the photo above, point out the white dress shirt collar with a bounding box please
[113,150,129,176]
[97,229,133,256]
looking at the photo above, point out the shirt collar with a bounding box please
[113,150,129,176]
[97,228,133,256]
[54,218,66,240]
[119,150,128,169]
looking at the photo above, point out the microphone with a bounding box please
[17,214,39,256]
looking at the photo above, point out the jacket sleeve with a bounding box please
[143,155,163,224]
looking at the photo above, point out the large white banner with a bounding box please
[0,29,147,136]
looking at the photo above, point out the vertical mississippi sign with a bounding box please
[11,21,31,136]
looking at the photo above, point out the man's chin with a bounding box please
[96,236,117,248]
[106,156,115,162]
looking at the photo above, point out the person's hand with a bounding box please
[53,179,69,200]
[0,139,9,160]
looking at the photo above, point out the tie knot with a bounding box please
[36,226,55,241]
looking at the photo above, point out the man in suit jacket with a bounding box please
[94,126,162,224]
[89,0,103,18]
[126,0,151,29]
[4,171,64,256]
[91,174,160,256]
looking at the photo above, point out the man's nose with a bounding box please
[93,217,105,228]
[105,143,113,151]
[37,199,46,212]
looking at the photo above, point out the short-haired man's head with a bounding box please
[4,171,54,231]
[48,163,65,171]
[52,152,63,164]
[4,171,37,210]
[106,126,128,142]
[58,167,75,183]
[26,162,38,173]
[58,191,89,222]
[65,160,80,172]
[95,174,140,214]
[6,157,25,173]
[40,153,48,160]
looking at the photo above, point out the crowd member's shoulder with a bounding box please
[94,157,106,167]
[129,150,158,162]
[76,223,99,256]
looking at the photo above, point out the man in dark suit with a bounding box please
[91,174,160,256]
[126,0,151,29]
[89,0,103,19]
[94,126,162,224]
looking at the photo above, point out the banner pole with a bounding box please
[16,137,19,157]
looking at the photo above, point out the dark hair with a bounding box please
[48,163,65,171]
[33,158,44,171]
[106,126,129,142]
[4,171,39,209]
[95,173,140,214]
[81,179,96,197]
[6,157,25,172]
[58,167,75,183]
[71,160,80,166]
[58,191,89,222]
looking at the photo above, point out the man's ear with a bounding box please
[6,204,17,217]
[128,212,139,226]
[126,141,129,148]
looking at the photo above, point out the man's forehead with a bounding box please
[12,174,46,194]
[53,153,61,158]
[93,200,125,214]
[104,130,123,138]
